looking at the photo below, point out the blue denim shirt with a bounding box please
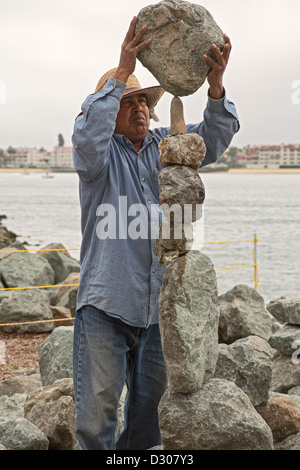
[72,77,239,328]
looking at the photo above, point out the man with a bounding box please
[72,17,239,450]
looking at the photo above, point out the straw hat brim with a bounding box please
[122,85,165,110]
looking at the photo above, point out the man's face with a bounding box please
[115,93,150,147]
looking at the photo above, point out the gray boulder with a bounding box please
[38,243,80,284]
[159,251,219,393]
[0,289,54,333]
[270,351,300,393]
[275,432,300,450]
[267,296,300,325]
[136,0,225,96]
[158,378,274,450]
[0,374,42,398]
[0,418,49,450]
[0,251,54,288]
[39,326,74,386]
[24,378,76,450]
[214,335,273,406]
[159,133,206,170]
[0,393,27,423]
[218,284,273,344]
[158,165,205,222]
[268,323,300,356]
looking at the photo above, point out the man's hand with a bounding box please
[203,34,232,100]
[113,17,151,84]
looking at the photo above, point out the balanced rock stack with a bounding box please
[154,97,206,264]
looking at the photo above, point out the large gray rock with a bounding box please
[0,251,54,288]
[24,378,76,450]
[158,165,205,222]
[158,251,219,393]
[0,418,49,450]
[268,323,300,356]
[38,244,80,284]
[0,393,27,423]
[136,0,225,96]
[267,296,300,325]
[214,335,273,406]
[218,284,273,344]
[270,351,300,393]
[0,374,42,398]
[158,378,274,450]
[275,432,300,450]
[159,133,206,170]
[39,326,74,386]
[0,289,54,333]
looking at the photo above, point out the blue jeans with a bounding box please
[73,305,168,450]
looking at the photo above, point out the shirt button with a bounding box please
[152,269,156,273]
[147,199,151,204]
[142,177,145,182]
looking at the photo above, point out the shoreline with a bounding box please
[1,167,300,174]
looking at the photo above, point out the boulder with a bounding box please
[0,418,49,450]
[213,335,273,406]
[158,251,219,393]
[0,393,27,423]
[256,396,300,444]
[159,133,206,170]
[38,243,80,284]
[24,378,76,450]
[0,374,42,397]
[275,432,300,450]
[0,251,54,288]
[136,0,225,96]
[158,165,205,222]
[267,296,300,325]
[270,351,300,393]
[268,323,300,356]
[0,289,54,333]
[39,326,74,386]
[158,378,274,450]
[218,284,273,344]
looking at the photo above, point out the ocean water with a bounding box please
[0,170,299,305]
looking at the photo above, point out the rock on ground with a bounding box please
[218,284,273,343]
[213,335,273,406]
[39,326,74,386]
[256,396,300,444]
[267,296,300,325]
[0,289,54,333]
[158,378,274,450]
[24,378,76,450]
[0,418,49,450]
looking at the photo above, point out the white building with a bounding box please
[244,144,300,169]
[49,146,74,171]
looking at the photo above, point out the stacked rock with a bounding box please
[267,296,300,393]
[155,101,273,450]
[154,97,206,265]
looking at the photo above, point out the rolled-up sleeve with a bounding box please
[186,92,240,167]
[72,78,126,181]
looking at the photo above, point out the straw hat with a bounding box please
[95,67,164,121]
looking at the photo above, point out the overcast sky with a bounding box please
[1,0,300,150]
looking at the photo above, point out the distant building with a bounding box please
[49,146,74,171]
[235,144,300,169]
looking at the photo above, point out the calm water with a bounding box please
[0,170,299,304]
